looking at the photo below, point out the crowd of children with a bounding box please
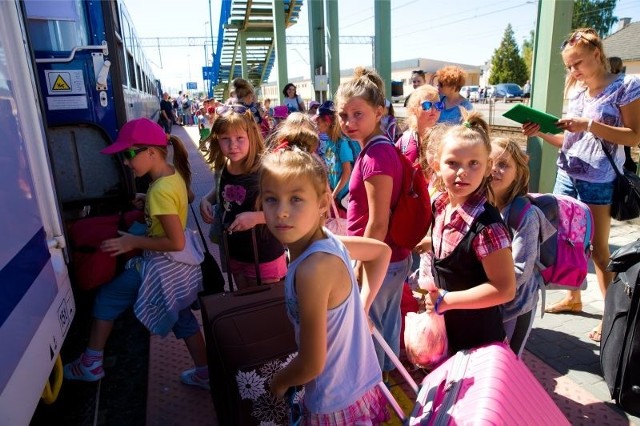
[63,25,640,423]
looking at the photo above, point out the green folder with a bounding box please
[502,104,563,134]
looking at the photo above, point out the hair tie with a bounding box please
[274,140,289,152]
[463,121,471,128]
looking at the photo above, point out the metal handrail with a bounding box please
[35,42,108,64]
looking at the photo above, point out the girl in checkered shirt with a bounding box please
[423,112,516,354]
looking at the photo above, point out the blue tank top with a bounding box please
[284,229,381,413]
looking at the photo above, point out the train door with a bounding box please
[0,2,75,424]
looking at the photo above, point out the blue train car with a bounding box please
[0,0,162,423]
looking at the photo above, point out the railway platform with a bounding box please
[142,124,640,425]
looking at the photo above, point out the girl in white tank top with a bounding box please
[260,147,391,424]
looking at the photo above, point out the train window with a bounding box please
[127,53,136,90]
[136,64,142,92]
[116,37,127,87]
[25,0,88,52]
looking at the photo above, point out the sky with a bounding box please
[124,0,640,95]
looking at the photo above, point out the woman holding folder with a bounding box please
[522,28,640,342]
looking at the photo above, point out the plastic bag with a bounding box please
[404,310,448,369]
[403,280,448,369]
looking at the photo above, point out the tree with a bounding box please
[572,0,618,36]
[489,24,529,86]
[521,30,535,78]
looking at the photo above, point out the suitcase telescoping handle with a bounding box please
[371,328,419,421]
[222,224,263,291]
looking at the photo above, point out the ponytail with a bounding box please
[168,135,195,202]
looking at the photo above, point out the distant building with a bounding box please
[603,18,640,76]
[261,57,481,105]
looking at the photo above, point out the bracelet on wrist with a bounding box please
[434,290,449,315]
[587,119,594,133]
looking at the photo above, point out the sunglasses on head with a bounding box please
[123,146,148,160]
[421,100,445,112]
[215,104,248,115]
[412,70,425,75]
[560,32,599,51]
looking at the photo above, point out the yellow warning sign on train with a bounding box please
[45,70,86,95]
[52,75,71,91]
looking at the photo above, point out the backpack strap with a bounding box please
[506,195,533,232]
[507,195,547,318]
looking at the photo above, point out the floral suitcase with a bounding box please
[199,283,299,425]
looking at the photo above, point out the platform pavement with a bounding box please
[169,124,640,425]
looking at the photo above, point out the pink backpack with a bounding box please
[507,193,593,290]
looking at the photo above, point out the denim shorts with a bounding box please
[553,169,614,205]
[93,268,199,339]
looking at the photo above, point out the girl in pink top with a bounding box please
[335,67,412,379]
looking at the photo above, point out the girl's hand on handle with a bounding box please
[132,193,146,210]
[521,121,541,137]
[228,211,264,233]
[269,374,288,399]
[101,231,136,256]
[200,197,214,224]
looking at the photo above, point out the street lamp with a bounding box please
[187,54,192,91]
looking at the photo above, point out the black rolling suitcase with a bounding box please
[601,239,640,416]
[199,229,295,425]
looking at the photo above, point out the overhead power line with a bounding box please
[139,35,373,48]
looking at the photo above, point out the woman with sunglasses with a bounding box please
[282,83,306,113]
[435,65,473,124]
[522,28,640,343]
[64,118,210,389]
[396,84,442,165]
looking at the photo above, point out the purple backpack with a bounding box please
[507,194,594,290]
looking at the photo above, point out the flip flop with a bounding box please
[588,326,602,343]
[544,300,583,314]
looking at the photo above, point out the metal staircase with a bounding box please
[212,0,303,99]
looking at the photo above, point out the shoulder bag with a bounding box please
[600,139,640,221]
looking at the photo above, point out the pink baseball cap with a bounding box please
[101,117,167,154]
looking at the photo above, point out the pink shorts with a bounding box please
[303,385,390,425]
[228,254,287,282]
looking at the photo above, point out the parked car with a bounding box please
[492,83,523,102]
[460,85,479,102]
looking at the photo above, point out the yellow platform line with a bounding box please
[382,376,415,425]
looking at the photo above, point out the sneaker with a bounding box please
[180,368,210,390]
[64,357,105,382]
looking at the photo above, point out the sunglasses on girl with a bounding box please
[123,146,148,160]
[215,104,248,115]
[560,32,598,51]
[421,100,445,112]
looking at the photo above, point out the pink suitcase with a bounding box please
[372,330,568,425]
[409,344,568,425]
